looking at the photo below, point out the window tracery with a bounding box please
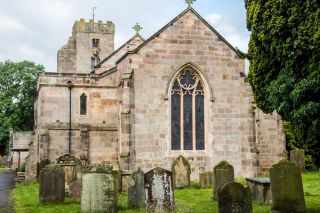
[171,69,205,150]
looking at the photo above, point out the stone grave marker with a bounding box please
[213,161,234,199]
[171,155,191,188]
[218,182,252,213]
[145,167,175,212]
[199,171,213,188]
[270,160,306,213]
[37,159,50,180]
[81,164,118,213]
[56,154,79,185]
[128,167,146,208]
[39,164,65,203]
[290,149,305,172]
[69,180,81,201]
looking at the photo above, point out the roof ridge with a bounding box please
[96,33,145,67]
[115,7,245,65]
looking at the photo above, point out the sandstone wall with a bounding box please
[34,73,119,164]
[58,19,115,74]
[117,9,285,179]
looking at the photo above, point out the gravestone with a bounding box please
[69,180,81,201]
[81,164,118,213]
[218,182,252,213]
[270,160,306,213]
[199,171,213,188]
[290,149,305,172]
[56,154,79,185]
[39,164,65,203]
[171,155,191,188]
[145,167,175,213]
[37,159,51,180]
[213,161,234,199]
[128,167,146,208]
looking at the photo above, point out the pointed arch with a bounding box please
[165,62,214,102]
[169,63,209,151]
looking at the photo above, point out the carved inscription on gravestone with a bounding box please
[145,167,175,213]
[81,164,117,213]
[270,160,306,213]
[171,155,191,188]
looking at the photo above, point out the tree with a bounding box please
[0,60,44,154]
[245,0,320,165]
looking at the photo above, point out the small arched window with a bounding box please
[171,69,205,150]
[80,93,87,115]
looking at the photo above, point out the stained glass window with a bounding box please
[80,93,87,115]
[171,69,205,150]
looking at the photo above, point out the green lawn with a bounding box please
[11,172,320,213]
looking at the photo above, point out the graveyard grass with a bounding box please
[11,172,320,213]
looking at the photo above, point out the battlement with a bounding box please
[72,18,115,34]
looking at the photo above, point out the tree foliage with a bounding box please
[245,0,320,165]
[0,60,44,154]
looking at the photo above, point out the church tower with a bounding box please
[57,18,115,73]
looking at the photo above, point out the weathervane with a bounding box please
[185,0,196,7]
[133,23,142,34]
[92,7,97,21]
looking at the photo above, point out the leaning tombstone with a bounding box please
[270,160,306,213]
[290,149,305,172]
[199,171,213,188]
[37,159,50,180]
[218,182,252,213]
[171,155,191,188]
[213,161,234,199]
[39,164,65,203]
[128,167,146,208]
[81,164,118,213]
[145,167,175,213]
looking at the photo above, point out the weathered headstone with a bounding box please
[270,160,306,213]
[290,149,305,172]
[69,180,81,201]
[81,164,118,213]
[145,167,175,213]
[128,167,146,208]
[56,154,79,185]
[37,159,50,180]
[39,164,65,203]
[213,161,234,199]
[218,182,252,213]
[199,171,213,188]
[171,155,191,188]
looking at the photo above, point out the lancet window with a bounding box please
[171,69,205,150]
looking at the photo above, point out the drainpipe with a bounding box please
[67,81,73,154]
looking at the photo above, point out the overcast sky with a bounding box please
[0,0,250,72]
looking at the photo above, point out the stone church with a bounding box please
[26,5,287,180]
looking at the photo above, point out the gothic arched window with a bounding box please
[171,69,205,150]
[80,93,87,115]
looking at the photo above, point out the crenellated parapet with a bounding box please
[72,18,115,34]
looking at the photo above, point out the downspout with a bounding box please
[67,81,73,154]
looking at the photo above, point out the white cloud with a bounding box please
[0,1,249,72]
[205,13,249,52]
[205,13,222,25]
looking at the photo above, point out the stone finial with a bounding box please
[133,23,142,34]
[185,0,196,7]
